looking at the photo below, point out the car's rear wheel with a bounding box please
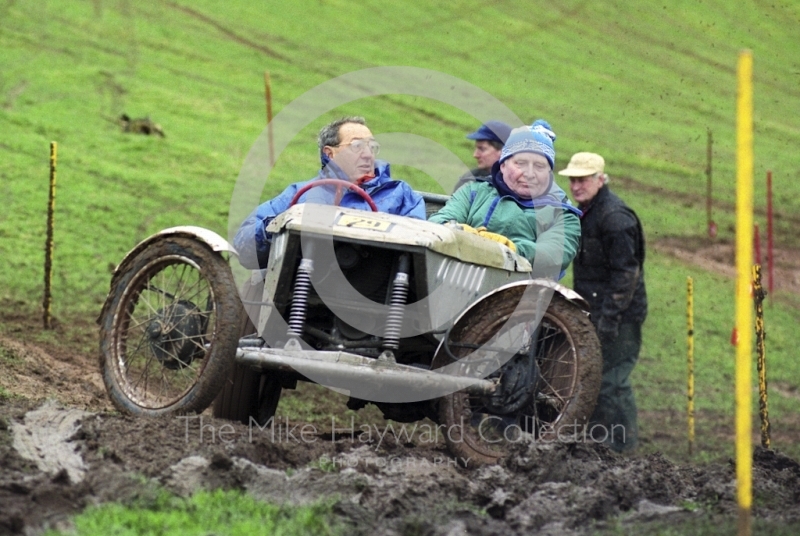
[213,276,282,426]
[438,295,601,466]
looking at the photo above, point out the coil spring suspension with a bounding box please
[383,254,411,350]
[287,258,314,337]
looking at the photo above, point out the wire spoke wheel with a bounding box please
[438,293,601,466]
[100,237,242,416]
[529,308,581,432]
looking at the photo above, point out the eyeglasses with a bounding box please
[333,139,381,156]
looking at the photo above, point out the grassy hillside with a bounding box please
[1,0,799,459]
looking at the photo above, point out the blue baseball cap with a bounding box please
[465,120,512,145]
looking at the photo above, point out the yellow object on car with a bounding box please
[450,223,517,252]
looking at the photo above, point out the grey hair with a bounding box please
[317,116,367,151]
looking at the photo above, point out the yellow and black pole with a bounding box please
[752,264,770,449]
[43,141,57,329]
[687,276,695,457]
[734,49,754,536]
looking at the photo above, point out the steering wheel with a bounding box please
[289,178,378,212]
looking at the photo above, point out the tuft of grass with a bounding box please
[309,455,340,473]
[44,488,342,536]
[0,344,19,364]
[678,500,700,513]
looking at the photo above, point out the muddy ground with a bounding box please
[1,241,800,536]
[2,394,800,536]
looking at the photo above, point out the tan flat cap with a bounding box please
[558,152,605,177]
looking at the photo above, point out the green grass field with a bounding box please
[43,488,342,536]
[2,0,799,463]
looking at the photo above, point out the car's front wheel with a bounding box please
[99,236,242,416]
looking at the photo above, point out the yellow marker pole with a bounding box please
[734,50,754,536]
[43,141,57,329]
[752,264,770,449]
[687,276,695,457]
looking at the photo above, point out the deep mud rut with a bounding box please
[2,395,800,536]
[1,303,800,535]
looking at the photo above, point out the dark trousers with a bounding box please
[589,322,642,452]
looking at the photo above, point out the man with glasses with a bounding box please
[235,116,426,269]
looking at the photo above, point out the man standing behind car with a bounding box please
[235,116,426,269]
[558,152,647,453]
[452,120,512,193]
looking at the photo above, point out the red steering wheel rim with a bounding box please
[288,178,378,212]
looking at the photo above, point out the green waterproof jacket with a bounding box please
[429,173,582,275]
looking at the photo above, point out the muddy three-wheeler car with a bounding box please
[99,182,601,465]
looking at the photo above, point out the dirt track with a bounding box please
[1,292,799,535]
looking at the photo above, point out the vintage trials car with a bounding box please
[98,179,602,465]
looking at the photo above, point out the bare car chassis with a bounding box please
[99,190,601,465]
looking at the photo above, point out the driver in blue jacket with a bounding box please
[235,117,426,269]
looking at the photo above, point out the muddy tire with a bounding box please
[99,236,242,416]
[439,295,601,466]
[213,363,260,423]
[213,363,283,426]
[253,375,282,426]
[213,277,282,426]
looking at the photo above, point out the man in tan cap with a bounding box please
[558,152,647,453]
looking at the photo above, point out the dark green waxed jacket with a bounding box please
[429,170,582,275]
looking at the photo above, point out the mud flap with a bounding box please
[434,279,588,366]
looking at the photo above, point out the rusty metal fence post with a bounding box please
[752,264,770,449]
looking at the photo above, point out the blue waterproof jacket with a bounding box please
[235,160,426,269]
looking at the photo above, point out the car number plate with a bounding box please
[335,214,394,232]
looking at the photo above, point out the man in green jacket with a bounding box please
[429,121,581,278]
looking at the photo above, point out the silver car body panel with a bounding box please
[266,204,532,272]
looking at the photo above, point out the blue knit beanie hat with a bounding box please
[499,119,557,168]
